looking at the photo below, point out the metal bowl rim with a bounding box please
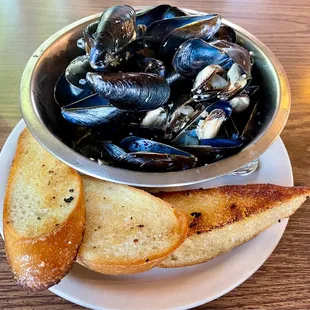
[20,8,291,187]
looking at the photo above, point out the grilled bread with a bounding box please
[156,184,310,268]
[77,176,188,274]
[3,129,85,291]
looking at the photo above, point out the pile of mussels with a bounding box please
[54,4,261,172]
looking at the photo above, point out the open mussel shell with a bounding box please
[173,38,233,78]
[100,142,197,172]
[89,5,136,71]
[162,6,187,19]
[241,101,260,141]
[205,100,232,117]
[54,73,93,107]
[191,63,250,102]
[173,129,243,164]
[145,14,219,49]
[224,117,240,139]
[86,72,170,111]
[83,21,98,55]
[159,15,221,60]
[65,55,94,90]
[210,40,252,76]
[136,4,171,27]
[73,128,103,159]
[194,101,232,140]
[120,136,194,157]
[229,85,259,113]
[213,25,236,42]
[191,64,228,102]
[167,99,232,142]
[165,97,208,140]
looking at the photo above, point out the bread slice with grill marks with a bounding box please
[156,184,310,268]
[3,129,85,291]
[77,176,188,274]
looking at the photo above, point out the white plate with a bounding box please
[0,120,293,310]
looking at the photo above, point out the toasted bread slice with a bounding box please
[3,129,85,291]
[156,184,310,268]
[77,176,188,274]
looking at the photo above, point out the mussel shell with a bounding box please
[220,63,251,100]
[120,136,194,157]
[125,54,166,76]
[173,127,242,147]
[241,101,260,140]
[89,5,136,70]
[61,105,135,127]
[173,129,243,162]
[145,14,219,48]
[224,117,240,139]
[101,142,197,172]
[83,21,98,55]
[210,40,252,76]
[54,73,93,107]
[73,128,103,159]
[173,39,233,78]
[166,99,233,142]
[136,56,166,77]
[162,6,187,19]
[228,85,258,113]
[136,5,171,27]
[206,100,232,117]
[213,25,236,43]
[200,138,243,147]
[159,15,221,60]
[165,97,208,140]
[86,72,170,111]
[191,64,228,102]
[65,55,94,90]
[164,68,184,86]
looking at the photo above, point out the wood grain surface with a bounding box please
[0,0,309,309]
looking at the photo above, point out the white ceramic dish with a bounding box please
[0,120,293,310]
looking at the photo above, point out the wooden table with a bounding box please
[1,0,309,309]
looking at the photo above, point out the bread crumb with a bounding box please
[64,196,74,203]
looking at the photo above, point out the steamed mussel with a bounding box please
[54,4,261,172]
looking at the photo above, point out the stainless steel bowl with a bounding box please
[20,8,291,187]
